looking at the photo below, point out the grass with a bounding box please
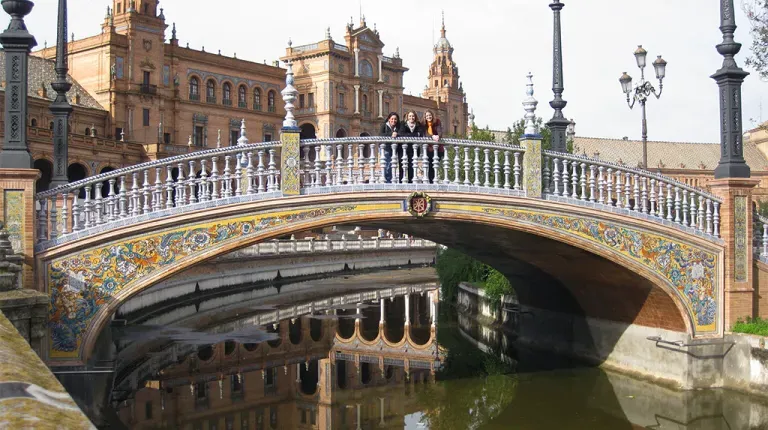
[732,317,768,336]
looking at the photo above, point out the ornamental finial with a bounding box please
[237,119,248,145]
[325,27,331,40]
[281,61,298,129]
[522,72,539,136]
[171,23,177,40]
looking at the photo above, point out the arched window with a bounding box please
[238,85,247,108]
[84,127,90,136]
[253,88,262,110]
[222,83,232,105]
[206,79,216,103]
[267,90,276,112]
[189,77,199,101]
[49,121,54,130]
[30,118,37,127]
[362,94,368,113]
[359,60,374,78]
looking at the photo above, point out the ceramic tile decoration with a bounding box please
[734,196,747,282]
[3,190,24,253]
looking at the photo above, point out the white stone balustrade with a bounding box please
[219,236,436,260]
[754,213,768,263]
[542,151,722,238]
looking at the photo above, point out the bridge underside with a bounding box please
[364,220,687,333]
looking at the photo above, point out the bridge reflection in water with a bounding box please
[86,269,767,430]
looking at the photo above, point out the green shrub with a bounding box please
[435,247,513,305]
[732,317,768,336]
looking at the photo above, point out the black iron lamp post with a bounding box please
[619,45,667,170]
[546,0,570,153]
[49,0,72,188]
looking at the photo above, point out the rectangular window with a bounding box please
[454,125,458,135]
[163,132,171,144]
[195,126,204,147]
[300,409,306,424]
[196,382,207,399]
[264,133,272,142]
[308,92,314,107]
[230,130,239,146]
[116,3,122,13]
[162,65,170,86]
[145,401,153,419]
[231,374,243,393]
[385,102,390,114]
[143,71,151,85]
[310,410,316,425]
[339,93,345,107]
[265,368,275,387]
[142,108,150,127]
[115,127,123,139]
[299,94,305,109]
[115,57,124,79]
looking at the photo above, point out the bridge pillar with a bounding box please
[0,169,40,290]
[710,178,760,330]
[520,136,543,198]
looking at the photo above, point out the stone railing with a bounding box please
[333,43,349,52]
[219,236,436,259]
[291,43,319,53]
[754,213,768,263]
[542,151,722,238]
[299,137,525,188]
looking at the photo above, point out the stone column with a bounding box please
[377,89,384,118]
[296,363,301,383]
[354,48,360,77]
[0,0,37,168]
[377,55,383,82]
[356,403,362,430]
[430,292,437,328]
[353,85,360,114]
[379,397,385,425]
[404,294,410,327]
[710,178,760,331]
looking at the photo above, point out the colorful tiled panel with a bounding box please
[3,190,24,254]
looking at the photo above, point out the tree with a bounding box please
[469,124,496,142]
[744,0,768,80]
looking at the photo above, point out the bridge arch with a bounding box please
[38,192,721,365]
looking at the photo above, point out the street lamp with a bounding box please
[619,45,667,169]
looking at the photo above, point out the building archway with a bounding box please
[300,123,316,139]
[335,128,347,138]
[67,163,88,198]
[360,132,370,137]
[33,159,53,192]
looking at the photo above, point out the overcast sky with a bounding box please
[7,0,767,142]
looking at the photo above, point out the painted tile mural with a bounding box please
[3,190,24,253]
[734,196,747,282]
[46,203,394,359]
[439,203,719,333]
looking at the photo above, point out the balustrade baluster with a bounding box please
[188,161,198,204]
[142,170,151,213]
[432,144,441,185]
[358,143,365,184]
[163,166,174,209]
[658,180,665,218]
[234,154,244,196]
[503,151,512,189]
[632,174,640,211]
[698,197,705,231]
[623,172,631,210]
[713,202,720,237]
[175,163,186,206]
[345,143,353,184]
[682,190,689,227]
[324,146,333,186]
[253,150,263,192]
[95,182,104,225]
[130,172,140,216]
[553,158,561,195]
[483,149,491,188]
[561,159,570,197]
[666,184,673,221]
[463,147,471,186]
[605,168,613,205]
[453,145,460,184]
[402,143,410,184]
[65,191,73,233]
[421,143,429,184]
[210,158,220,199]
[268,149,277,191]
[763,224,768,257]
[588,165,596,202]
[579,163,587,200]
[597,166,605,204]
[153,167,163,209]
[543,155,551,192]
[513,152,521,191]
[690,194,697,231]
[391,143,399,184]
[84,186,94,228]
[108,178,118,219]
[312,146,321,187]
[473,147,481,187]
[302,146,311,187]
[649,178,656,215]
[118,175,128,218]
[49,195,58,240]
[493,150,501,188]
[641,177,648,213]
[412,144,421,185]
[37,199,47,242]
[245,153,254,194]
[370,143,378,184]
[571,161,578,199]
[674,187,681,224]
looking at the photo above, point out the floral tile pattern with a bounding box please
[47,204,363,359]
[474,206,719,333]
[734,196,747,282]
[3,190,24,253]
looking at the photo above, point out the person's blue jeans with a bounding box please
[383,147,393,183]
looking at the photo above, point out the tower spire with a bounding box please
[440,10,446,37]
[50,0,72,186]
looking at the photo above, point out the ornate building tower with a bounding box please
[421,15,468,137]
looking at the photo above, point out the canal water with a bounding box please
[74,268,768,429]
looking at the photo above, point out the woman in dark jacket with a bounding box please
[422,109,443,183]
[398,110,423,182]
[379,112,400,183]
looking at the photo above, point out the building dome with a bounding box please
[435,14,452,52]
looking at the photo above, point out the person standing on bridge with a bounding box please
[399,110,424,182]
[423,110,443,184]
[379,112,400,183]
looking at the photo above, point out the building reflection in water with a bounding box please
[112,287,439,429]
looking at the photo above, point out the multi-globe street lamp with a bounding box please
[619,45,667,169]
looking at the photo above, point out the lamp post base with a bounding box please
[0,149,32,169]
[714,161,751,180]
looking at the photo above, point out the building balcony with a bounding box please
[362,111,372,118]
[254,104,262,111]
[207,96,217,104]
[223,99,232,106]
[337,106,347,114]
[238,101,247,109]
[189,93,200,101]
[268,106,276,113]
[296,107,315,115]
[140,84,157,95]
